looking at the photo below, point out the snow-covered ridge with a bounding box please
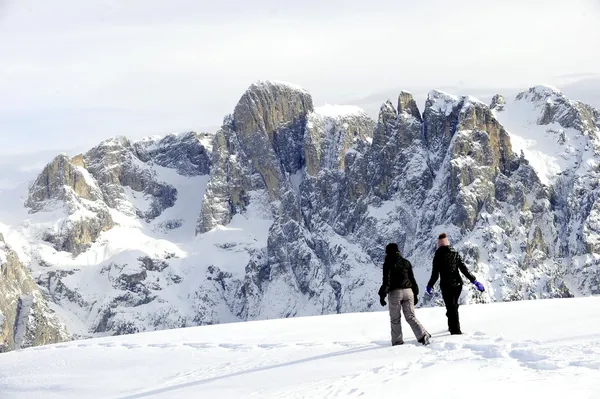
[425,89,460,115]
[247,79,310,95]
[494,84,600,185]
[516,84,564,103]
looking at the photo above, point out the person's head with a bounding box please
[437,233,450,248]
[385,243,400,256]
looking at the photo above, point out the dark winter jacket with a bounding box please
[427,245,476,290]
[378,252,419,299]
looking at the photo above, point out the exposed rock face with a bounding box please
[26,154,114,255]
[9,80,600,341]
[134,132,212,177]
[304,105,375,175]
[398,91,423,122]
[0,233,69,352]
[490,94,506,111]
[84,136,179,221]
[233,81,313,198]
[25,133,212,255]
[26,154,101,208]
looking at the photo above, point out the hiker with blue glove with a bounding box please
[426,233,485,335]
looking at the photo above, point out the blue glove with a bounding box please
[473,280,485,292]
[426,286,433,296]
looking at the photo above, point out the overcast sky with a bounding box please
[0,0,599,156]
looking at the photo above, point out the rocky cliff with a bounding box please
[0,233,69,352]
[1,80,598,342]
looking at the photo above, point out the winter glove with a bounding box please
[473,280,485,292]
[380,296,387,307]
[426,286,433,296]
[414,295,419,306]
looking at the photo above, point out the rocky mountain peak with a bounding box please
[233,80,314,137]
[371,100,398,149]
[397,91,422,122]
[490,94,506,111]
[25,153,102,211]
[515,85,599,136]
[225,80,315,200]
[515,84,563,103]
[425,90,461,116]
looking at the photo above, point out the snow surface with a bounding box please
[0,297,599,398]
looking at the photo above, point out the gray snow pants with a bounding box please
[388,288,428,345]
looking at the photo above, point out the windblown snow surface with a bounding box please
[1,296,599,398]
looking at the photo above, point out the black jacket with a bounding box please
[427,245,476,289]
[378,252,419,298]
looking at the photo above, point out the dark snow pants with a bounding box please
[442,286,463,334]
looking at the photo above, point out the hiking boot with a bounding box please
[418,333,431,345]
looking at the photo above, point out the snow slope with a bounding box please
[494,85,596,185]
[1,296,599,398]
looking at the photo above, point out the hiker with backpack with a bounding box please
[378,243,431,346]
[426,233,485,335]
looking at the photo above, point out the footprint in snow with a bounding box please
[508,349,548,362]
[464,343,508,359]
[370,340,390,347]
[258,343,287,349]
[121,343,142,349]
[148,343,178,349]
[218,343,252,350]
[333,341,362,348]
[569,360,600,370]
[295,342,322,347]
[183,342,215,349]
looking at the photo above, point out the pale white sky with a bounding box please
[0,0,599,155]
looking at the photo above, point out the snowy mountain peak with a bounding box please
[425,89,460,116]
[516,84,564,103]
[248,79,310,95]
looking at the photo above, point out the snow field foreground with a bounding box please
[1,297,600,398]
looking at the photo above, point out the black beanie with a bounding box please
[385,243,399,255]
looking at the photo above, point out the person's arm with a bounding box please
[457,253,476,283]
[378,259,390,297]
[427,253,440,288]
[407,261,419,297]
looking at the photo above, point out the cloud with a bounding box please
[0,0,599,156]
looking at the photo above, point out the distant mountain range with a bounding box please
[1,79,599,351]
